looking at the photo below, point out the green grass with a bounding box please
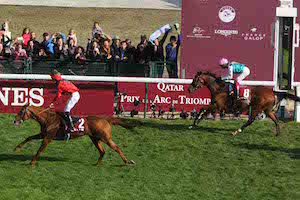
[0,114,300,200]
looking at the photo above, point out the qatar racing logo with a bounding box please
[218,6,236,23]
[187,26,211,39]
[241,27,266,41]
[157,83,184,93]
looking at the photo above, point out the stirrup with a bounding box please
[69,127,78,133]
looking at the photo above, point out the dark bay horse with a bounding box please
[13,105,135,166]
[188,71,300,136]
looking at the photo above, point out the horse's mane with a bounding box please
[196,71,218,79]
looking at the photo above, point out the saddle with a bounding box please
[57,113,86,140]
[61,115,81,125]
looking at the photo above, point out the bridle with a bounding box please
[20,106,29,122]
[192,75,204,90]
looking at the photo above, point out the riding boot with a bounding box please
[235,81,240,100]
[64,112,76,132]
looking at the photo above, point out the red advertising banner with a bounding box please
[180,0,300,81]
[0,80,114,116]
[118,82,211,112]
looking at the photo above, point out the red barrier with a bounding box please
[0,80,114,116]
[118,82,211,112]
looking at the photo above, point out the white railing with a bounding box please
[0,74,281,86]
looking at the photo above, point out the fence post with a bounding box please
[181,68,185,79]
[280,99,287,119]
[144,82,148,119]
[295,86,300,122]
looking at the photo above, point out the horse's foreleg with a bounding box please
[194,108,205,125]
[232,110,259,136]
[14,133,42,152]
[189,108,205,129]
[28,137,52,166]
[198,105,216,122]
[266,111,280,137]
[89,136,106,166]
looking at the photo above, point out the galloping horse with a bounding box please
[188,71,300,136]
[13,105,135,166]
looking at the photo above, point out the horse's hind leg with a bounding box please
[89,136,106,166]
[106,139,132,164]
[266,111,280,137]
[14,133,42,152]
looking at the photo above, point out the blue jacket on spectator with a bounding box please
[165,34,181,63]
[46,33,66,55]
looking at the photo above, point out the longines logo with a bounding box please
[0,87,44,106]
[215,29,238,37]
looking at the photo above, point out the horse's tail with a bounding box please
[108,117,135,129]
[272,91,300,112]
[274,91,300,102]
[285,93,300,102]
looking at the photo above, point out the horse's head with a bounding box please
[188,72,215,93]
[13,104,32,126]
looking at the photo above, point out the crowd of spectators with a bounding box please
[0,21,181,78]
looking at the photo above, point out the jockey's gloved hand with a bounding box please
[216,77,223,82]
[50,103,55,108]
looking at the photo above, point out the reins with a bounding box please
[37,107,51,115]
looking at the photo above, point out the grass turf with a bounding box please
[0,114,300,199]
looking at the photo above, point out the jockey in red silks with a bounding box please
[219,58,250,99]
[50,70,80,132]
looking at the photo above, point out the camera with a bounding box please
[158,106,165,118]
[180,109,189,120]
[190,108,197,120]
[150,103,156,111]
[130,100,140,117]
[150,102,156,118]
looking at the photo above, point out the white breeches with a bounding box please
[64,92,80,113]
[236,66,250,82]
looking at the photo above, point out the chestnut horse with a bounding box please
[13,105,135,166]
[188,71,300,136]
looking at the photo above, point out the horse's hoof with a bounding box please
[13,148,18,152]
[26,162,35,167]
[188,126,193,129]
[232,129,242,136]
[128,160,135,165]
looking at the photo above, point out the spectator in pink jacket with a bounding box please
[14,43,28,60]
[66,29,78,46]
[22,27,30,48]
